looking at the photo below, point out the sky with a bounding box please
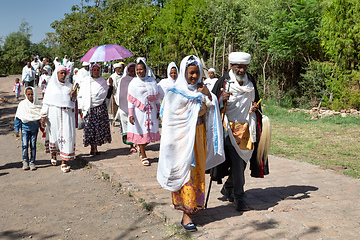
[0,1,90,43]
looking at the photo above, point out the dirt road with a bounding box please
[0,75,174,240]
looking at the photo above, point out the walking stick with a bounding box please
[205,79,233,209]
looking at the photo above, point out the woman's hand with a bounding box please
[129,116,135,125]
[197,82,212,100]
[15,132,20,137]
[70,90,77,101]
[108,77,113,86]
[41,116,47,127]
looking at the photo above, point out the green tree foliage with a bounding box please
[320,0,360,70]
[1,31,32,74]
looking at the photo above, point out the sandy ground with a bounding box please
[0,75,174,240]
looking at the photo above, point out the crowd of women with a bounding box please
[16,52,267,232]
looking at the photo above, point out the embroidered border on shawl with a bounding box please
[127,132,160,144]
[127,94,145,111]
[148,92,160,102]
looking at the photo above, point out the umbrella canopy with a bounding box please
[80,44,133,63]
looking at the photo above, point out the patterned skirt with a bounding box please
[172,123,207,214]
[83,102,112,147]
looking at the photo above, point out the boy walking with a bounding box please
[14,87,42,170]
[13,78,22,100]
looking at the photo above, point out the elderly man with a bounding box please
[22,62,35,87]
[211,52,269,211]
[76,62,90,87]
[107,62,124,122]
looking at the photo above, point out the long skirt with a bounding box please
[83,102,112,147]
[45,106,76,161]
[172,122,207,214]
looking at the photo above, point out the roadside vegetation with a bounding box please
[263,101,360,178]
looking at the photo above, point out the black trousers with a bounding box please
[223,136,247,200]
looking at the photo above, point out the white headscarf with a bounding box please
[157,55,224,191]
[158,62,178,97]
[15,87,42,123]
[115,63,136,112]
[127,60,159,111]
[43,66,75,109]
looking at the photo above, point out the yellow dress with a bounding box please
[172,103,207,214]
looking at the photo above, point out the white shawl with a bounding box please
[78,76,109,117]
[42,71,75,109]
[127,61,159,111]
[115,63,136,113]
[223,70,257,162]
[158,62,178,98]
[157,55,225,192]
[15,87,41,123]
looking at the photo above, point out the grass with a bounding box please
[263,101,360,178]
[165,224,192,239]
[101,172,110,181]
[138,198,152,211]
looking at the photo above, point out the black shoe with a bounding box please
[181,220,197,232]
[220,187,234,202]
[233,199,249,211]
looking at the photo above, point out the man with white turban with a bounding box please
[211,52,269,211]
[108,62,125,122]
[203,68,218,91]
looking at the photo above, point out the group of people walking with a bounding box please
[15,51,269,231]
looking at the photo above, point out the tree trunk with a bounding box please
[262,54,270,96]
[213,37,217,68]
[222,26,228,76]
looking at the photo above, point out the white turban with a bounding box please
[82,61,90,66]
[208,68,216,74]
[229,52,251,64]
[114,62,124,68]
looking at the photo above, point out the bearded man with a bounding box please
[211,52,269,211]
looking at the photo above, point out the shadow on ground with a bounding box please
[193,185,318,226]
[0,230,57,240]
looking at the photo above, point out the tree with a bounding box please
[320,0,360,70]
[1,31,32,74]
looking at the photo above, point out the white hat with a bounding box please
[82,62,90,66]
[229,52,251,64]
[113,63,122,68]
[208,68,216,74]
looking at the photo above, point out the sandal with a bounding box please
[141,157,149,166]
[51,158,57,166]
[130,147,138,153]
[61,164,70,173]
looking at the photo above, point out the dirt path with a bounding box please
[0,75,174,240]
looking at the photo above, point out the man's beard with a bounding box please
[235,73,245,81]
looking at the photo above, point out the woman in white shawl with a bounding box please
[78,63,113,155]
[41,66,77,173]
[14,86,42,170]
[158,62,178,98]
[114,63,137,152]
[157,55,225,231]
[127,59,160,166]
[203,68,218,92]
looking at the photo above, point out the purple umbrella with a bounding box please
[80,44,133,62]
